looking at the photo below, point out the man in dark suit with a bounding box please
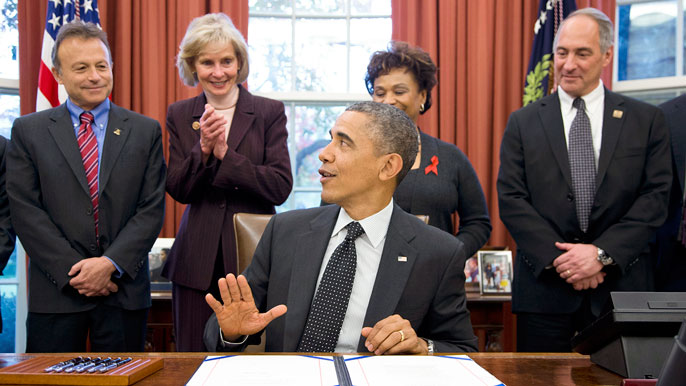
[6,22,166,352]
[205,101,478,354]
[0,135,15,333]
[655,95,686,291]
[497,8,672,352]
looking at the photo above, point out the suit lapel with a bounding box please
[282,206,339,351]
[47,105,90,195]
[227,85,255,151]
[99,104,131,192]
[596,89,625,190]
[539,94,573,189]
[358,206,417,351]
[190,93,206,134]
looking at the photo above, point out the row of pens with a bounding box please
[43,356,132,374]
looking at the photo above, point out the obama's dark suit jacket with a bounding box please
[207,204,478,353]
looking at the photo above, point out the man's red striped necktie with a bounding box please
[78,112,99,238]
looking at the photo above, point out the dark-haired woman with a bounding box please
[365,41,491,257]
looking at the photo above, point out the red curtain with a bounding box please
[18,0,249,238]
[392,0,616,251]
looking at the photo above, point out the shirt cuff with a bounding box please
[219,328,248,346]
[104,256,123,278]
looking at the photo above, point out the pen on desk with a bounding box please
[99,357,132,373]
[45,357,72,372]
[56,357,90,373]
[76,357,106,373]
[97,356,122,372]
[67,357,99,373]
[63,366,75,373]
[87,358,115,373]
[82,357,111,373]
[44,356,82,372]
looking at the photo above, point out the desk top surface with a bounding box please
[0,352,624,386]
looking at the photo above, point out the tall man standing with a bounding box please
[497,8,672,352]
[205,102,478,354]
[7,22,166,352]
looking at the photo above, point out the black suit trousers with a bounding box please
[26,304,148,353]
[516,296,597,352]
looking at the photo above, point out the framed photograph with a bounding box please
[148,238,174,291]
[464,256,480,292]
[477,250,513,295]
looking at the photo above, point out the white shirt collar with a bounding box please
[332,199,394,249]
[558,79,604,114]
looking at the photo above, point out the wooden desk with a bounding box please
[469,353,624,386]
[0,352,623,386]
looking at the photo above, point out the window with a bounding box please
[0,0,18,135]
[248,0,392,210]
[614,0,686,103]
[0,0,25,354]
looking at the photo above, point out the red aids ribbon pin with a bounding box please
[425,155,438,175]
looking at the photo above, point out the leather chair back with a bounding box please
[233,213,273,274]
[230,213,273,352]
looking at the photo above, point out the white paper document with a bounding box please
[186,354,505,386]
[343,355,505,386]
[186,355,339,386]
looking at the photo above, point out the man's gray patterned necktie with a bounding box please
[568,97,596,232]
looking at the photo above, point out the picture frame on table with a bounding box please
[477,250,513,295]
[148,238,174,291]
[464,256,480,293]
[466,246,509,293]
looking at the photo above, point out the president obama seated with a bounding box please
[205,101,478,354]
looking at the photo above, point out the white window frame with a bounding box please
[613,0,686,94]
[0,78,17,89]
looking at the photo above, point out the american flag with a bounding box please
[37,0,101,111]
[522,0,576,106]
